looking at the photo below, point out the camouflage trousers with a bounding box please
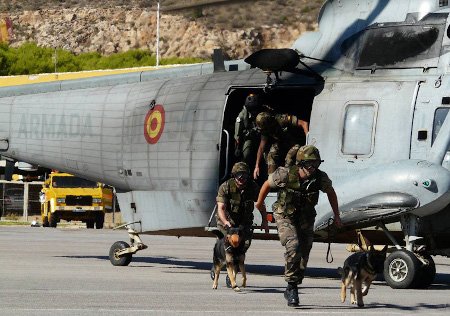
[267,142,298,174]
[284,144,301,168]
[274,212,315,284]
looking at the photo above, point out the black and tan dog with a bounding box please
[338,245,387,307]
[211,226,246,292]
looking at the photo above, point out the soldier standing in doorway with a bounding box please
[234,94,263,171]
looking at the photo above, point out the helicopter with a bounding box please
[1,0,450,289]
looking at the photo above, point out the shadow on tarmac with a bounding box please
[57,254,450,288]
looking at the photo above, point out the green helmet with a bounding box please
[231,162,250,175]
[296,145,322,163]
[255,112,275,131]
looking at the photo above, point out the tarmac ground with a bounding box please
[0,226,449,315]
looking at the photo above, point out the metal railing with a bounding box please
[0,180,43,220]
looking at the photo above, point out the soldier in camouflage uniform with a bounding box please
[216,162,269,252]
[253,112,308,179]
[255,145,342,307]
[234,94,262,169]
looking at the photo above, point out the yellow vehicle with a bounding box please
[40,173,113,228]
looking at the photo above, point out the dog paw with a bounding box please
[233,286,241,292]
[212,284,218,290]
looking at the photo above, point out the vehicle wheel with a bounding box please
[109,241,132,266]
[95,213,104,229]
[49,213,58,228]
[42,216,49,227]
[86,219,95,229]
[416,253,436,289]
[384,249,420,289]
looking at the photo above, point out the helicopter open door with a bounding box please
[214,85,316,239]
[219,86,316,183]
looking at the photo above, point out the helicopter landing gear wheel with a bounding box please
[384,249,420,289]
[109,241,132,266]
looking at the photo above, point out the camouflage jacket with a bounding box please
[268,166,332,218]
[216,178,260,226]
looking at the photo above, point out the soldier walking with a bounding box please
[255,145,342,307]
[216,162,269,253]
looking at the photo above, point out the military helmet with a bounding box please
[231,162,250,175]
[244,94,260,109]
[296,145,322,163]
[255,112,275,130]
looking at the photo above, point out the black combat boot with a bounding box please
[284,282,299,307]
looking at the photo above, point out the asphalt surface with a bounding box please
[0,226,449,315]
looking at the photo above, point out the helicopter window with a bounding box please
[440,0,448,7]
[432,107,450,147]
[341,103,376,156]
[342,15,447,69]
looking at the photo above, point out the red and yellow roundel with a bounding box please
[144,105,165,144]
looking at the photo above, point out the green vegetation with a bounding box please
[0,220,31,226]
[0,42,205,76]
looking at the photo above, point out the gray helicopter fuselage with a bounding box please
[0,0,450,251]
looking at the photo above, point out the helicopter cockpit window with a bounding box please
[341,103,376,156]
[341,14,447,69]
[432,107,450,149]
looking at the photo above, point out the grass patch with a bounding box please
[0,220,31,226]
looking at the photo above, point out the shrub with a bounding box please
[0,42,207,75]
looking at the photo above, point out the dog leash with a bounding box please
[326,217,334,263]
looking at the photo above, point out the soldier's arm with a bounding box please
[253,182,269,233]
[253,136,267,179]
[324,187,343,227]
[255,180,270,211]
[298,119,309,136]
[217,202,231,228]
[234,110,245,143]
[287,114,309,136]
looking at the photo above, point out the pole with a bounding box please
[156,1,160,67]
[23,182,29,221]
[53,47,57,73]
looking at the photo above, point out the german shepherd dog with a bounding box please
[211,226,246,292]
[338,245,388,307]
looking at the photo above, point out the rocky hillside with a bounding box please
[1,0,323,59]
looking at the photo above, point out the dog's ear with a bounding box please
[210,228,224,239]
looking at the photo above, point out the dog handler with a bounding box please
[216,162,269,252]
[255,145,343,307]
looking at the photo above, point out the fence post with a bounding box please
[23,182,29,221]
